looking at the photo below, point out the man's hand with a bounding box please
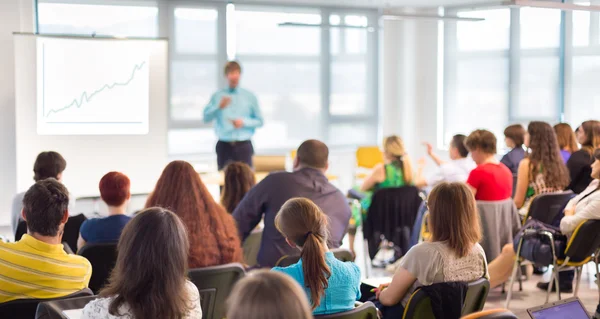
[423,142,434,156]
[219,96,231,109]
[232,119,244,129]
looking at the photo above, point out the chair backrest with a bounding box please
[15,219,27,241]
[188,263,245,319]
[275,248,355,267]
[63,214,88,253]
[402,288,435,319]
[77,243,118,294]
[420,211,431,242]
[476,199,521,262]
[315,302,379,319]
[564,220,600,263]
[524,191,575,225]
[462,278,490,316]
[0,289,93,319]
[461,309,518,319]
[36,296,97,319]
[356,146,383,169]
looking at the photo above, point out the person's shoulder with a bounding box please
[406,241,444,257]
[185,280,200,297]
[272,260,303,277]
[64,253,92,270]
[81,296,112,317]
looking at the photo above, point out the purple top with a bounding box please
[560,149,571,163]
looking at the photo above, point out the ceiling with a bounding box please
[227,0,499,8]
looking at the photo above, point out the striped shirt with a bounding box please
[0,234,92,303]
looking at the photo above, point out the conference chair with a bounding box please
[17,214,89,252]
[77,243,118,294]
[520,191,575,225]
[402,278,490,319]
[461,309,518,319]
[506,220,600,308]
[0,288,93,319]
[476,199,521,263]
[419,211,431,242]
[36,295,97,319]
[315,302,379,319]
[275,248,355,267]
[242,229,263,267]
[355,146,384,181]
[188,263,245,319]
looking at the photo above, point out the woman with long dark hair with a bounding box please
[273,198,361,315]
[81,208,202,319]
[514,121,570,213]
[567,120,600,193]
[146,160,243,268]
[221,162,256,214]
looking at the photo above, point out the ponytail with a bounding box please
[300,233,331,310]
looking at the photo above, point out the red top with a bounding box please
[467,162,514,201]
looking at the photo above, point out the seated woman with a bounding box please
[375,182,488,314]
[554,123,579,163]
[272,198,361,315]
[488,149,600,291]
[465,130,514,201]
[78,172,132,250]
[348,135,414,254]
[513,122,570,215]
[415,134,475,188]
[221,162,256,214]
[81,207,202,319]
[567,120,600,194]
[500,124,526,175]
[227,270,312,319]
[146,161,243,268]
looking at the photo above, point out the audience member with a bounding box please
[77,172,132,250]
[375,182,487,313]
[233,140,350,267]
[465,130,514,200]
[554,123,579,163]
[272,198,361,315]
[347,135,413,254]
[81,208,202,319]
[11,151,68,235]
[146,161,243,268]
[0,179,91,303]
[513,122,570,213]
[567,120,600,194]
[221,162,256,214]
[415,134,475,188]
[488,148,600,291]
[500,124,526,175]
[226,270,312,319]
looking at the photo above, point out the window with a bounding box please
[520,8,561,49]
[37,2,158,37]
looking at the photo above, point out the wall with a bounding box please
[0,0,34,226]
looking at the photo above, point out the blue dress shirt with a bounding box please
[203,87,264,142]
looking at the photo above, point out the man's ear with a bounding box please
[21,209,27,222]
[293,156,299,169]
[325,162,329,171]
[285,238,297,249]
[61,210,69,224]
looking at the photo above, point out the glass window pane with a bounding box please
[168,128,217,155]
[329,123,376,146]
[37,3,158,37]
[235,9,321,55]
[520,8,561,49]
[174,8,218,54]
[171,61,218,120]
[573,10,590,47]
[445,58,509,144]
[516,57,560,119]
[569,56,600,126]
[457,9,510,51]
[240,61,321,150]
[330,61,367,115]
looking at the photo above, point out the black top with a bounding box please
[567,149,593,194]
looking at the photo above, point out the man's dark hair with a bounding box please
[465,129,498,155]
[33,151,67,182]
[23,178,70,236]
[296,140,329,169]
[224,61,242,75]
[503,124,526,147]
[451,134,469,158]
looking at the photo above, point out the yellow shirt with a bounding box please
[0,234,92,303]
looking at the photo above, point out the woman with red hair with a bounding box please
[146,161,243,268]
[78,172,132,250]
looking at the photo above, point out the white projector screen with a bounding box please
[14,34,168,198]
[37,37,150,135]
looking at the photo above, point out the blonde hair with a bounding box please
[383,135,414,184]
[428,182,481,258]
[275,198,331,310]
[226,270,312,319]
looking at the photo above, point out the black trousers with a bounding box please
[216,140,254,170]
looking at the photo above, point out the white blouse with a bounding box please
[561,180,600,235]
[81,281,202,319]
